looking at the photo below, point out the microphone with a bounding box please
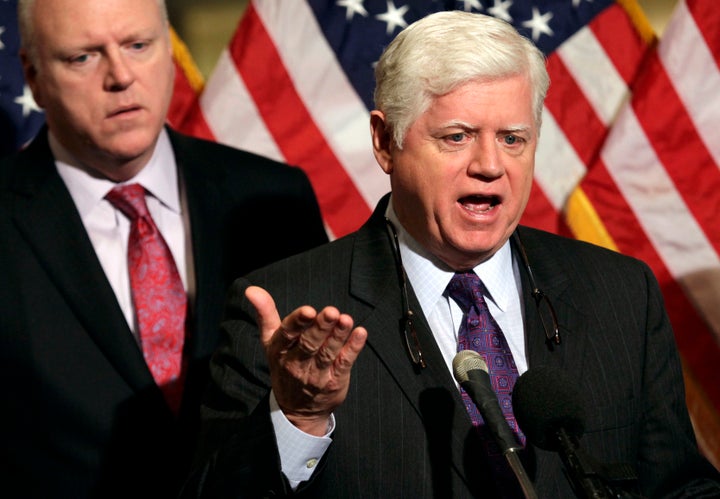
[512,366,640,498]
[452,350,537,499]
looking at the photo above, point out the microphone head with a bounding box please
[452,350,488,384]
[512,365,586,451]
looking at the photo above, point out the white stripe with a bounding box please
[534,107,587,211]
[602,106,719,277]
[659,0,720,166]
[254,0,389,208]
[200,50,285,162]
[558,26,628,126]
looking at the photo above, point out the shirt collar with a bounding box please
[53,128,180,219]
[385,198,515,313]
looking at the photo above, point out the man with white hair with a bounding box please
[186,10,720,498]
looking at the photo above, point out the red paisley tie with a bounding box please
[106,183,186,414]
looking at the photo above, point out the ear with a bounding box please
[20,49,44,109]
[370,110,394,175]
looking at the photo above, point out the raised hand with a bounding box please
[245,286,368,436]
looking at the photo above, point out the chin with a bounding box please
[105,131,156,157]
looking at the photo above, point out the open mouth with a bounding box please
[458,194,500,214]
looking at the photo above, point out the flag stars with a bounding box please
[572,0,593,7]
[375,0,409,35]
[460,0,483,12]
[522,6,553,42]
[336,0,368,21]
[0,26,6,51]
[488,0,513,22]
[15,85,41,117]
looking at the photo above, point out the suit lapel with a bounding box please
[516,226,589,375]
[169,131,226,360]
[514,227,592,484]
[9,132,157,394]
[347,198,485,490]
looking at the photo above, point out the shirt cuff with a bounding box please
[269,390,334,489]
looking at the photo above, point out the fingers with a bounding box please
[245,284,367,374]
[311,312,364,370]
[245,286,281,346]
[246,285,317,349]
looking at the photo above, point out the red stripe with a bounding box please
[229,5,371,237]
[580,160,720,410]
[167,61,198,130]
[522,181,571,237]
[173,98,216,142]
[590,3,651,85]
[631,52,720,254]
[687,0,720,68]
[545,53,608,166]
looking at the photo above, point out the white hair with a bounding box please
[374,10,550,148]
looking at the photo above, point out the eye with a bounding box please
[448,133,465,142]
[503,134,518,145]
[69,53,91,65]
[128,41,149,52]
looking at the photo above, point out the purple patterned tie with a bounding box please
[447,271,525,496]
[106,184,187,415]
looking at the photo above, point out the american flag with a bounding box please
[576,0,720,465]
[172,0,720,467]
[0,0,44,157]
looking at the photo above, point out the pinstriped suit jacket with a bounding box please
[190,195,719,498]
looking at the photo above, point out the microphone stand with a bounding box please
[504,448,538,499]
[555,428,644,499]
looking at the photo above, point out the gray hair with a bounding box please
[373,10,550,148]
[17,0,169,63]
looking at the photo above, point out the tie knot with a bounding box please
[106,183,149,221]
[447,271,484,313]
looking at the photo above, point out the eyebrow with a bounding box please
[439,120,533,134]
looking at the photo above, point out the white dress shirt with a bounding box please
[52,129,194,341]
[386,203,529,377]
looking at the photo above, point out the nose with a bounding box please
[467,135,504,179]
[104,50,134,91]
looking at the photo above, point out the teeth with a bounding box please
[460,196,497,213]
[461,198,493,213]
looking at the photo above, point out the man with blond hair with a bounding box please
[0,0,326,496]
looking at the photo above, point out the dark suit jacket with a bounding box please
[0,127,328,498]
[188,194,720,498]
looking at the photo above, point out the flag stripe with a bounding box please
[659,0,720,167]
[604,106,717,278]
[545,54,608,166]
[557,24,627,126]
[533,107,588,213]
[632,55,720,257]
[232,4,371,236]
[254,1,389,211]
[590,2,652,84]
[201,50,282,160]
[686,0,720,67]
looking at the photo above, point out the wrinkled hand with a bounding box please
[245,286,368,436]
